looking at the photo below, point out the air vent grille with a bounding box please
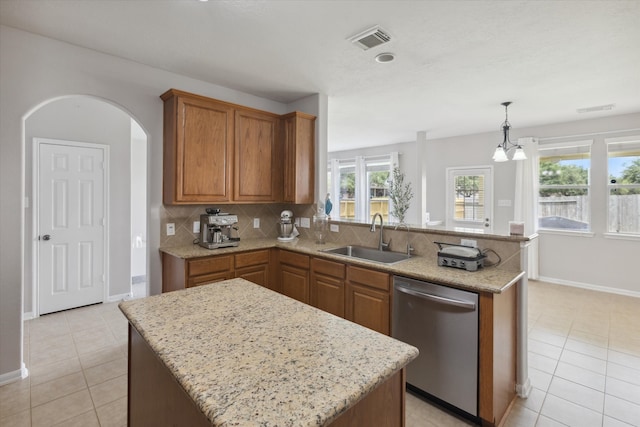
[350,26,391,50]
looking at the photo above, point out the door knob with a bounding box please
[41,234,51,241]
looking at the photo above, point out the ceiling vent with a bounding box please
[577,104,615,113]
[349,26,391,50]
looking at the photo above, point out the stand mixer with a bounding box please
[277,210,297,242]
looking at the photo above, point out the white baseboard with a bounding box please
[23,311,35,321]
[0,363,29,386]
[107,293,131,303]
[537,276,640,298]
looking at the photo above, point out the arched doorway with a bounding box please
[23,95,148,317]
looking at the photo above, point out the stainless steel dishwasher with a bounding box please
[392,275,479,418]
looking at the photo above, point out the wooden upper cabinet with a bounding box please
[282,112,316,204]
[161,89,233,204]
[234,109,281,202]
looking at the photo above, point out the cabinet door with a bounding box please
[346,266,390,335]
[312,274,345,318]
[310,258,346,317]
[188,271,234,288]
[345,283,390,335]
[283,112,315,204]
[280,264,310,304]
[234,109,281,202]
[235,264,270,289]
[163,91,233,204]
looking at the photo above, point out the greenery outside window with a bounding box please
[538,141,591,231]
[328,154,397,222]
[607,137,640,234]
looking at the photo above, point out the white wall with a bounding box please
[0,25,298,381]
[24,97,133,315]
[131,120,147,279]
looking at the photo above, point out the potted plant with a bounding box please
[388,167,413,225]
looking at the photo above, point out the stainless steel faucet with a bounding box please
[370,213,389,251]
[395,223,414,257]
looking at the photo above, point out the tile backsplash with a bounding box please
[160,203,318,247]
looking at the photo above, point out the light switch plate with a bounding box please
[498,199,512,207]
[300,217,311,228]
[253,218,260,228]
[193,221,200,234]
[166,223,175,236]
[330,224,339,232]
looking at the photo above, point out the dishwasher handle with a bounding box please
[395,284,476,310]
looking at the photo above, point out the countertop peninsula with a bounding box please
[160,238,524,294]
[119,279,419,426]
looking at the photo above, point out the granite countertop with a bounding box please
[160,238,524,294]
[119,279,419,426]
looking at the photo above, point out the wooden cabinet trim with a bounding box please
[278,250,310,269]
[347,266,390,291]
[187,255,234,277]
[311,257,346,279]
[235,249,270,268]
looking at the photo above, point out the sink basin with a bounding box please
[322,245,411,264]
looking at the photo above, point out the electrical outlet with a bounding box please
[166,223,175,236]
[330,224,339,232]
[193,221,200,233]
[253,218,260,228]
[461,239,477,247]
[300,217,311,228]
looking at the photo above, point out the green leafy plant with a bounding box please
[388,167,413,224]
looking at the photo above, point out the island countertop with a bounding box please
[119,278,419,426]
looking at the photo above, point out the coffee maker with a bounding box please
[199,208,240,249]
[277,210,297,242]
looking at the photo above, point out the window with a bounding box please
[454,175,485,221]
[328,153,396,222]
[607,137,640,234]
[538,141,591,231]
[446,167,492,231]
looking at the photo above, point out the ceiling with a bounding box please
[1,0,639,152]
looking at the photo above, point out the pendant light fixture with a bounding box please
[492,101,526,162]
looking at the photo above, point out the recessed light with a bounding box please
[375,53,395,63]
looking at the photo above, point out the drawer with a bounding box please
[278,250,309,269]
[312,257,346,279]
[188,255,233,277]
[347,266,389,292]
[235,249,270,268]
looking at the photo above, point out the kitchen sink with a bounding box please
[322,245,411,264]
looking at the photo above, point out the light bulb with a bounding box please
[512,147,527,161]
[493,146,508,162]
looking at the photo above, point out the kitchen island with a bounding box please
[119,278,419,426]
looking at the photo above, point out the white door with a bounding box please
[37,139,107,315]
[446,166,493,232]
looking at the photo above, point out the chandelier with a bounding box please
[492,101,526,162]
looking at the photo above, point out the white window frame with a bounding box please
[605,135,640,236]
[445,166,493,232]
[329,153,398,222]
[537,140,592,233]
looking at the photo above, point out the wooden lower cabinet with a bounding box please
[128,324,406,427]
[277,250,310,304]
[162,250,270,292]
[234,249,271,290]
[345,266,391,335]
[310,258,346,318]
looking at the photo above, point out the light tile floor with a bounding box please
[1,280,639,426]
